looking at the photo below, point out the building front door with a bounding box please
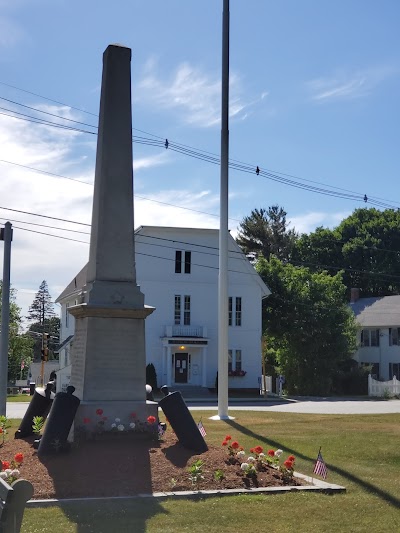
[174,353,188,383]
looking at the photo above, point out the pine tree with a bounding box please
[27,280,55,328]
[236,206,297,262]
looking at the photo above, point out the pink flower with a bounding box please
[96,409,103,416]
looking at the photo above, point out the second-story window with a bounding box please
[65,303,70,328]
[174,295,191,325]
[175,250,191,274]
[228,296,242,327]
[174,295,181,324]
[184,295,191,325]
[389,328,400,346]
[235,297,242,326]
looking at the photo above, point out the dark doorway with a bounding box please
[175,353,188,383]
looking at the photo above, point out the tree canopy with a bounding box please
[27,280,55,325]
[292,208,400,297]
[0,282,34,382]
[257,257,357,395]
[236,206,297,261]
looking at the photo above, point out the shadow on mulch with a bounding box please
[161,442,197,467]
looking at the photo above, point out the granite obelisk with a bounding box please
[68,44,156,430]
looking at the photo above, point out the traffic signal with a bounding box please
[41,333,50,362]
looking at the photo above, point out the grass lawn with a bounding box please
[7,394,32,402]
[20,410,400,533]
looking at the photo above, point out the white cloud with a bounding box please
[136,60,264,127]
[308,66,397,102]
[290,211,350,234]
[0,105,225,325]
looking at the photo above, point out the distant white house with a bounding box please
[55,226,270,393]
[350,288,400,380]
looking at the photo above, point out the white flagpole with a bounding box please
[211,0,233,421]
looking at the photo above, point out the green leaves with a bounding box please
[258,257,357,395]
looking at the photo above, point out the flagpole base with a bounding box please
[209,414,235,420]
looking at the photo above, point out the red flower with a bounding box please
[14,453,24,464]
[83,418,91,424]
[240,446,244,451]
[96,409,103,416]
[231,441,239,449]
[0,428,3,434]
[284,459,294,469]
[130,412,137,419]
[147,416,156,424]
[250,447,255,453]
[254,446,263,454]
[225,435,232,441]
[288,455,295,462]
[222,441,228,446]
[268,449,275,457]
[1,461,10,470]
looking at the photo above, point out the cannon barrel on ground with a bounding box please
[159,390,207,453]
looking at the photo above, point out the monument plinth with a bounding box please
[68,44,156,432]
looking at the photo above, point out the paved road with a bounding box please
[186,399,400,414]
[6,399,400,418]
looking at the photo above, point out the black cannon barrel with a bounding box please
[38,385,80,456]
[15,382,55,439]
[159,391,207,453]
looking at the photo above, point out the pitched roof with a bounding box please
[350,295,400,327]
[55,264,87,303]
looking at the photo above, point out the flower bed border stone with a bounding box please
[25,472,345,507]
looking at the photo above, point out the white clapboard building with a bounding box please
[55,226,270,393]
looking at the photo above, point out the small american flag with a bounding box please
[313,449,328,479]
[197,420,207,437]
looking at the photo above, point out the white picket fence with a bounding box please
[368,374,400,397]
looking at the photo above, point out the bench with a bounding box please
[0,477,33,533]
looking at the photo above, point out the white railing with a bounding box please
[165,325,207,338]
[368,374,400,397]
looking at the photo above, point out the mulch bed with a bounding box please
[1,431,303,499]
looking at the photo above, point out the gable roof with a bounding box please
[350,295,400,327]
[56,226,271,302]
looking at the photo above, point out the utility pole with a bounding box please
[211,0,232,421]
[0,222,13,416]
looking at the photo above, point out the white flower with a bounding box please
[4,469,12,476]
[0,472,7,479]
[247,456,255,463]
[258,453,265,457]
[11,469,20,479]
[117,424,125,431]
[111,423,117,428]
[275,449,283,457]
[236,450,245,458]
[241,462,249,471]
[129,422,136,429]
[115,418,121,423]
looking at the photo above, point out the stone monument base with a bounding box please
[73,399,158,438]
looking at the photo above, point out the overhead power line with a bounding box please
[1,88,400,209]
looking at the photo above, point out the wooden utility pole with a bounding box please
[0,222,13,415]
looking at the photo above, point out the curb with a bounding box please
[26,473,345,507]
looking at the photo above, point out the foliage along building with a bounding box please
[55,226,271,393]
[350,288,400,380]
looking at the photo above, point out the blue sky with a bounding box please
[0,0,399,324]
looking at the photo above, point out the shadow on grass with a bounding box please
[57,499,168,533]
[224,418,400,509]
[39,434,167,532]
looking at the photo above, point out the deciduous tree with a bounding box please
[257,257,357,395]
